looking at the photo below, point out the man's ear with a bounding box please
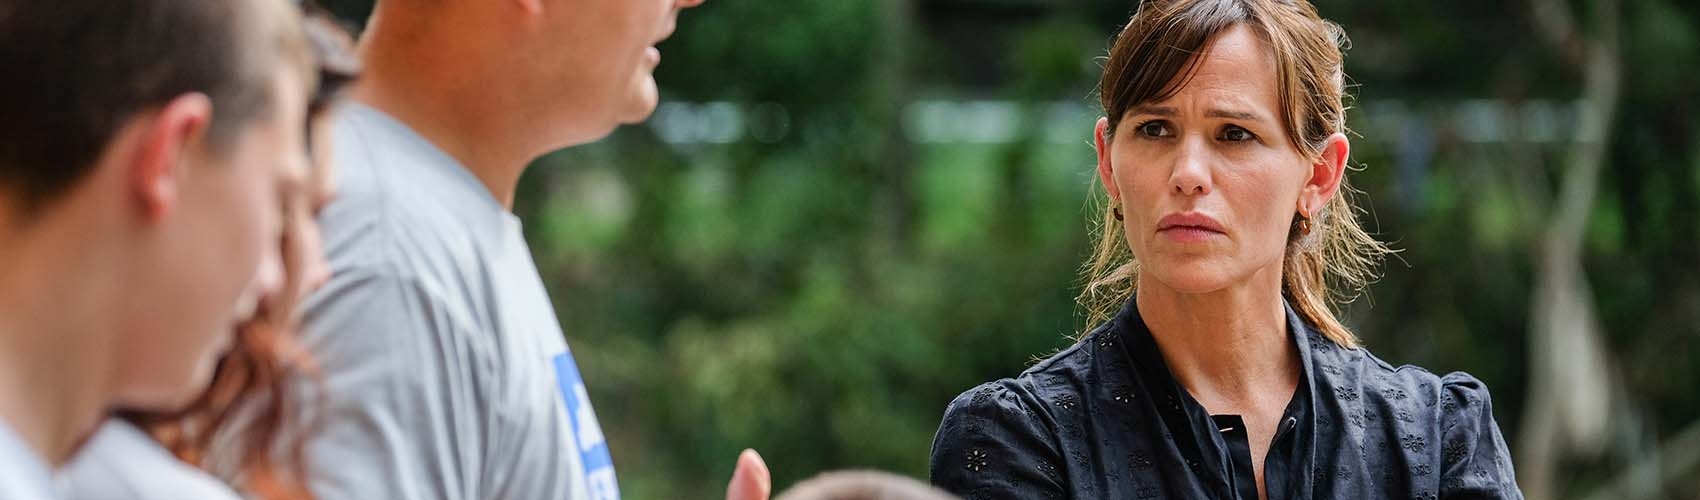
[1094,117,1121,202]
[1299,132,1349,217]
[130,93,212,222]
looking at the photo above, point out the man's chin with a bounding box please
[562,82,657,147]
[620,79,661,124]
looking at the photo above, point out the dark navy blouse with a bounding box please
[930,299,1523,499]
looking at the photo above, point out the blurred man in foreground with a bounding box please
[269,0,770,498]
[0,0,307,497]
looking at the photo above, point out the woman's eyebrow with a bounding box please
[1131,105,1177,117]
[1204,108,1263,121]
[1130,105,1265,122]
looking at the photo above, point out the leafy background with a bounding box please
[317,1,1700,498]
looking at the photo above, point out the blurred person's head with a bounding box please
[358,0,707,168]
[774,471,959,500]
[0,0,313,461]
[1081,0,1392,345]
[276,9,359,321]
[127,7,360,500]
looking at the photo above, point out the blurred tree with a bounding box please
[310,1,1700,497]
[1513,0,1624,497]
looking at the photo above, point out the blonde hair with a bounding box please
[1080,0,1393,347]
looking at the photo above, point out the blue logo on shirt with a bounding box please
[553,351,620,500]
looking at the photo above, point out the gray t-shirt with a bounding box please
[287,103,617,500]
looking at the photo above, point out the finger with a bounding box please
[725,448,772,500]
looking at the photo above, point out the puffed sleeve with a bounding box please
[929,379,1067,499]
[1437,372,1525,500]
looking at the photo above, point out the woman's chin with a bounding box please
[1141,261,1238,296]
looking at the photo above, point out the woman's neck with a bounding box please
[1135,272,1299,413]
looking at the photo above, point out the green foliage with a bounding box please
[319,0,1700,496]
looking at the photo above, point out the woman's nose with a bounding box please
[1169,138,1212,196]
[302,258,332,296]
[252,249,286,313]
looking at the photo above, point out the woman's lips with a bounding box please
[1156,213,1226,242]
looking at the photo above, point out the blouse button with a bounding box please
[964,448,989,472]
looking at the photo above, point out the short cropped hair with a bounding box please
[0,0,283,214]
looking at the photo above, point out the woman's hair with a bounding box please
[1079,0,1393,347]
[119,6,359,500]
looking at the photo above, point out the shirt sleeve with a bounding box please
[1437,372,1525,500]
[291,269,496,500]
[929,380,1067,499]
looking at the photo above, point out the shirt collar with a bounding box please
[341,102,519,242]
[0,420,57,500]
[1111,296,1323,495]
[1283,301,1321,414]
[1112,296,1320,395]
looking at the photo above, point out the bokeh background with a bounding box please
[318,0,1700,498]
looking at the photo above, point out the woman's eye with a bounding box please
[1136,120,1171,138]
[1219,126,1255,142]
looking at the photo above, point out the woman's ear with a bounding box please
[1095,117,1121,202]
[1300,132,1349,215]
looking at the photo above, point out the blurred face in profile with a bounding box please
[267,110,338,321]
[1096,24,1326,296]
[533,0,707,141]
[118,67,308,408]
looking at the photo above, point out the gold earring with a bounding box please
[1296,210,1312,236]
[1113,204,1124,221]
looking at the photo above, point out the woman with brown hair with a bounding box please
[929,1,1521,499]
[57,6,359,500]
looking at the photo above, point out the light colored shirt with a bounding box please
[57,421,240,500]
[0,420,56,500]
[283,103,616,500]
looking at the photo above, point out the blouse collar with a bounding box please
[1109,295,1323,496]
[1109,295,1322,406]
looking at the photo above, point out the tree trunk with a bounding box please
[1516,0,1623,498]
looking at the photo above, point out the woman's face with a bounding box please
[1094,24,1347,296]
[266,110,339,322]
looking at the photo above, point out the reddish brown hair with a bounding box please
[124,317,321,500]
